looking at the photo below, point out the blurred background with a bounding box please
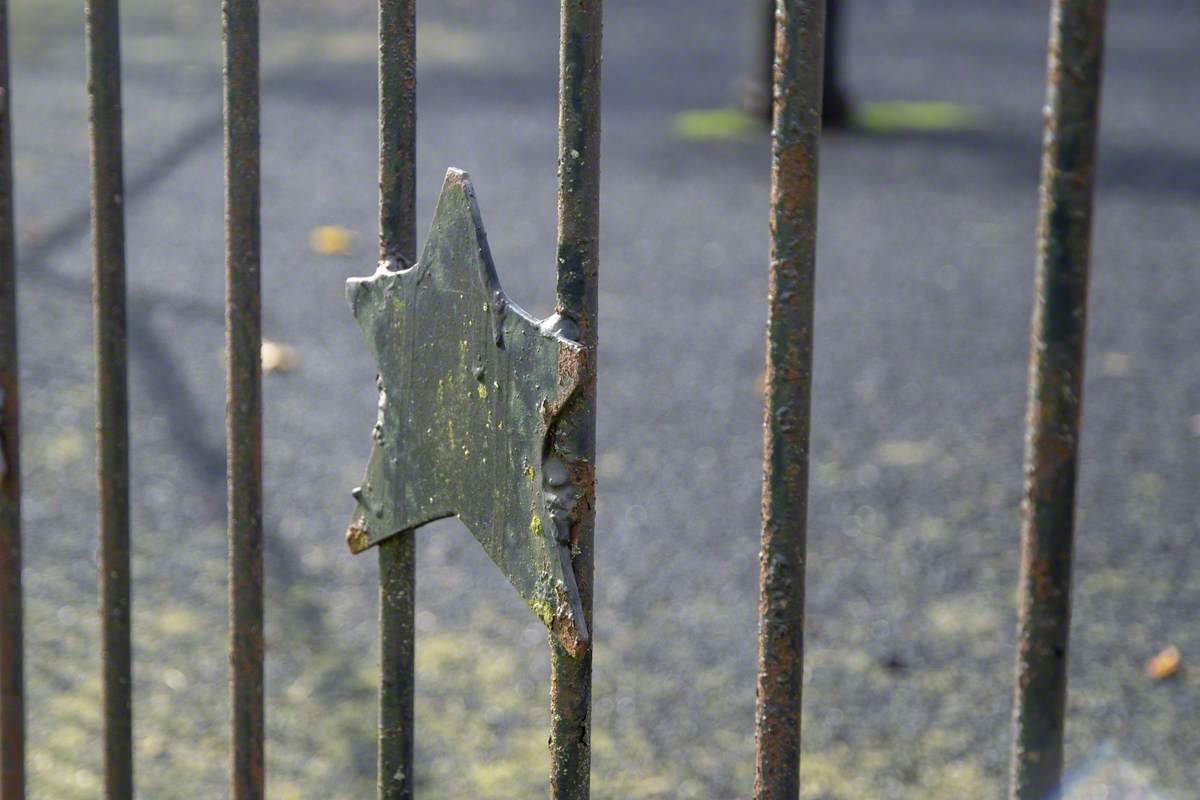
[8,0,1199,797]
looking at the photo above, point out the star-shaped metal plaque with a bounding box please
[346,169,592,656]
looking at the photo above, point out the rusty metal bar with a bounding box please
[85,1,134,796]
[549,1,601,798]
[0,2,24,796]
[376,1,416,798]
[1009,2,1107,798]
[754,1,825,798]
[223,0,264,797]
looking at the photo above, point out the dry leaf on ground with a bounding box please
[309,224,356,256]
[1144,645,1181,681]
[262,340,298,374]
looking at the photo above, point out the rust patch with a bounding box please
[346,520,372,554]
[775,143,815,220]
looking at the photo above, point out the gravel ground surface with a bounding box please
[8,0,1199,797]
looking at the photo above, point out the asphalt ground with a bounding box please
[7,0,1199,797]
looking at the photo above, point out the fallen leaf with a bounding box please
[261,340,298,374]
[1144,645,1181,681]
[1099,351,1132,378]
[309,225,356,256]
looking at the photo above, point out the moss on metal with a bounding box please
[346,169,593,657]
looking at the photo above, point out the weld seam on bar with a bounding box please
[1008,2,1107,798]
[223,0,264,797]
[376,1,416,799]
[753,2,824,798]
[85,1,134,797]
[0,0,24,795]
[548,2,601,799]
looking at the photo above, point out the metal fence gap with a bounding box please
[223,0,264,797]
[1009,1,1108,798]
[754,1,825,798]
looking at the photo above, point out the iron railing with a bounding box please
[754,1,824,798]
[85,0,133,795]
[0,2,21,797]
[0,0,1111,798]
[1010,2,1108,798]
[375,1,417,797]
[223,0,265,797]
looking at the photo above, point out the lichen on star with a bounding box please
[346,168,593,655]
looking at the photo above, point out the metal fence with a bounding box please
[0,0,1108,798]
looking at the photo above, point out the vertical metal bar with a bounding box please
[0,2,24,796]
[223,0,263,797]
[377,1,415,798]
[754,1,824,798]
[1009,2,1106,798]
[85,1,133,797]
[550,1,601,798]
[377,538,414,800]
